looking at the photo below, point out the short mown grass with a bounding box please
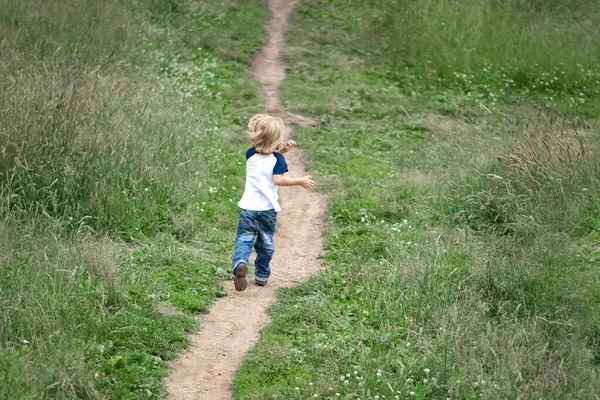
[0,0,269,398]
[234,1,600,399]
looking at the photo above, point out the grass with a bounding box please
[0,0,269,398]
[284,0,599,116]
[2,0,599,398]
[0,234,205,398]
[233,0,600,399]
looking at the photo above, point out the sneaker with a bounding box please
[233,263,248,292]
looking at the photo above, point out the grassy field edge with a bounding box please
[0,1,270,398]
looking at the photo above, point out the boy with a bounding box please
[232,114,314,291]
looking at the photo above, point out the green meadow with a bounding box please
[1,0,268,398]
[233,1,600,399]
[1,0,599,399]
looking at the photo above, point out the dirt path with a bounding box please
[164,1,326,399]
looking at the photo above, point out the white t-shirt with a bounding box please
[237,148,288,213]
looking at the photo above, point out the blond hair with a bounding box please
[248,113,285,154]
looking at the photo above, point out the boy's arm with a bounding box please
[273,174,314,190]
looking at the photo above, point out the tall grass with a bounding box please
[287,0,599,114]
[1,62,175,236]
[0,231,219,399]
[368,0,599,72]
[1,0,269,397]
[0,0,266,238]
[451,114,591,236]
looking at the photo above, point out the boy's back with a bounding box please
[238,148,287,213]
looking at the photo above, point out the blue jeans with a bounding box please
[232,209,277,284]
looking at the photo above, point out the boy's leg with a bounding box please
[232,209,258,291]
[253,210,277,286]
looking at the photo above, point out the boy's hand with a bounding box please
[300,175,314,190]
[279,140,297,154]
